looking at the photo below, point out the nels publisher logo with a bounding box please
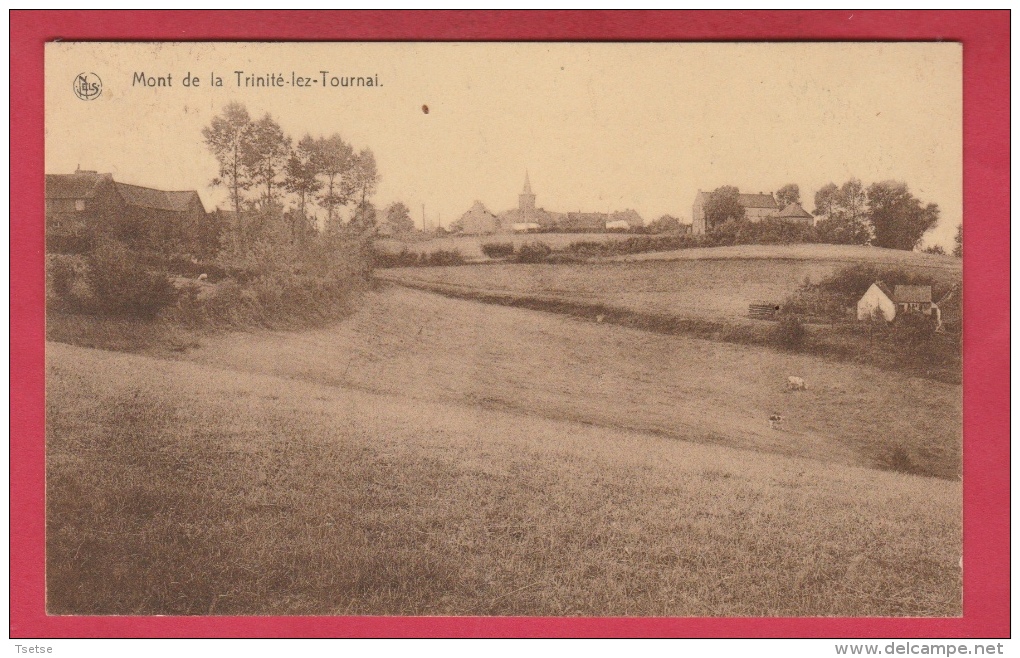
[73,72,102,100]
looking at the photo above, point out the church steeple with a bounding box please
[519,171,536,213]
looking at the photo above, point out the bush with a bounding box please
[48,241,180,320]
[481,242,515,259]
[781,288,853,323]
[565,240,611,257]
[371,247,465,268]
[420,249,465,267]
[85,240,181,320]
[372,248,421,268]
[893,309,937,350]
[47,229,96,255]
[168,268,361,331]
[563,234,702,258]
[773,316,807,349]
[46,254,90,310]
[516,241,552,263]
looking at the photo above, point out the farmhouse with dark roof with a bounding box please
[45,169,209,255]
[692,189,815,235]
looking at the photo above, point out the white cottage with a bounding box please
[857,282,934,322]
[857,281,897,322]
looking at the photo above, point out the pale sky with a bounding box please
[46,42,961,247]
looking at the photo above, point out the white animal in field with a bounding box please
[197,273,208,281]
[596,314,605,324]
[787,376,807,391]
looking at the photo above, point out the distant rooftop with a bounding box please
[737,193,778,209]
[45,171,113,199]
[115,182,203,213]
[777,202,813,218]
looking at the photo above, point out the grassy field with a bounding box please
[612,243,963,271]
[46,247,963,616]
[376,232,637,261]
[375,245,963,383]
[378,245,961,322]
[379,260,843,321]
[180,287,961,479]
[48,334,961,616]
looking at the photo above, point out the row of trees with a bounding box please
[202,103,381,236]
[814,179,941,250]
[702,180,944,252]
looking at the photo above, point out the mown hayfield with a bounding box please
[376,232,636,261]
[377,244,961,322]
[47,338,961,616]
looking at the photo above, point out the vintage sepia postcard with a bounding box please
[42,39,967,622]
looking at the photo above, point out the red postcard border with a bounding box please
[10,10,1010,639]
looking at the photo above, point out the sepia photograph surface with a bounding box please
[45,42,962,617]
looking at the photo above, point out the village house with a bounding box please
[892,285,934,315]
[451,201,501,235]
[114,181,208,254]
[607,209,644,231]
[45,170,123,251]
[692,189,817,235]
[775,201,815,226]
[451,173,644,235]
[46,169,209,255]
[857,281,933,322]
[692,190,779,235]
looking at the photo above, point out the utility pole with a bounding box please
[422,203,426,232]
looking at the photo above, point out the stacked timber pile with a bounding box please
[748,302,780,320]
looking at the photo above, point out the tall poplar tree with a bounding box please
[244,113,291,210]
[284,134,323,226]
[202,103,254,216]
[350,148,380,210]
[315,134,355,227]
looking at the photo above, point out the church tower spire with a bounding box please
[519,170,536,213]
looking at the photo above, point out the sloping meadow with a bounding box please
[47,342,961,616]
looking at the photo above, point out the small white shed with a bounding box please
[857,281,897,322]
